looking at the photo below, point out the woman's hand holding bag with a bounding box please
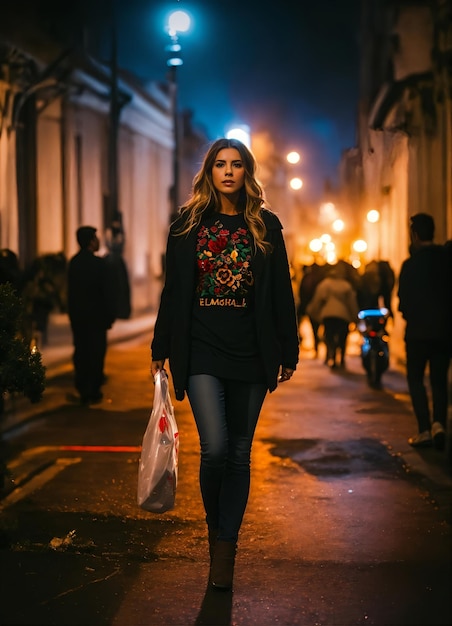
[137,370,179,513]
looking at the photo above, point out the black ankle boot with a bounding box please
[210,540,236,590]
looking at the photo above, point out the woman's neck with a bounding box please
[218,192,240,215]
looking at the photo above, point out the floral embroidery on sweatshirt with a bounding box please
[195,219,254,306]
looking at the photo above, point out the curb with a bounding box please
[0,313,156,437]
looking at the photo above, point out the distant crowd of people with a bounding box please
[296,214,451,453]
[296,257,395,369]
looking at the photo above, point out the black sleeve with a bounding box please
[151,231,177,360]
[270,228,300,369]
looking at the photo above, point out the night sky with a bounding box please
[113,0,362,200]
[3,0,361,200]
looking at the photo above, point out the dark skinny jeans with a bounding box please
[405,338,450,433]
[71,325,107,401]
[187,375,267,543]
[323,316,349,364]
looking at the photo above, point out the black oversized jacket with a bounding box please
[397,243,451,342]
[68,250,116,331]
[151,209,300,400]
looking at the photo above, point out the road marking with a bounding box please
[2,446,142,508]
[0,457,81,509]
[60,445,141,452]
[8,444,141,468]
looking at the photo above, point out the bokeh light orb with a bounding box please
[286,151,300,164]
[289,177,303,190]
[352,239,368,253]
[226,126,251,148]
[168,10,191,35]
[367,209,380,223]
[309,238,322,252]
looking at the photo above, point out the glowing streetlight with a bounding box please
[367,209,380,223]
[167,10,191,36]
[286,151,300,164]
[226,126,251,148]
[309,238,323,253]
[325,241,336,263]
[332,219,345,232]
[289,177,303,190]
[352,239,368,253]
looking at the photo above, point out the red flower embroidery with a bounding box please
[208,236,228,253]
[198,259,213,272]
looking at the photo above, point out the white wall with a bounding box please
[62,74,174,313]
[0,80,19,251]
[37,99,64,253]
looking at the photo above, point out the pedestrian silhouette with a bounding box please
[397,213,451,450]
[67,226,116,405]
[297,262,326,356]
[104,217,131,320]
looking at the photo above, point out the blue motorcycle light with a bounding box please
[358,307,389,319]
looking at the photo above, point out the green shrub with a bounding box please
[0,282,46,412]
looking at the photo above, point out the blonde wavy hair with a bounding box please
[175,138,272,253]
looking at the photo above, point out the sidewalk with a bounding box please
[0,311,156,435]
[41,312,156,372]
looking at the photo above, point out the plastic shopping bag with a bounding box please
[137,370,179,513]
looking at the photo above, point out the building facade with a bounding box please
[340,0,452,357]
[0,41,178,313]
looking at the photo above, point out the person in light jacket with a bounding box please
[151,138,299,591]
[307,263,359,368]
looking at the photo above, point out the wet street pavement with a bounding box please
[0,325,451,625]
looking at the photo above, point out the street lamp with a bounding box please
[367,209,380,223]
[165,9,191,221]
[286,151,300,164]
[351,238,368,269]
[226,125,251,147]
[366,209,381,259]
[332,219,345,232]
[289,177,303,190]
[309,238,323,253]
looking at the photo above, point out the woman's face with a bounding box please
[211,148,245,195]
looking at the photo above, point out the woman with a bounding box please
[307,262,359,368]
[151,138,299,590]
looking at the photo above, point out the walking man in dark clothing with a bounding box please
[68,226,116,405]
[397,213,451,449]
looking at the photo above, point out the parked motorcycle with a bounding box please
[357,307,390,388]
